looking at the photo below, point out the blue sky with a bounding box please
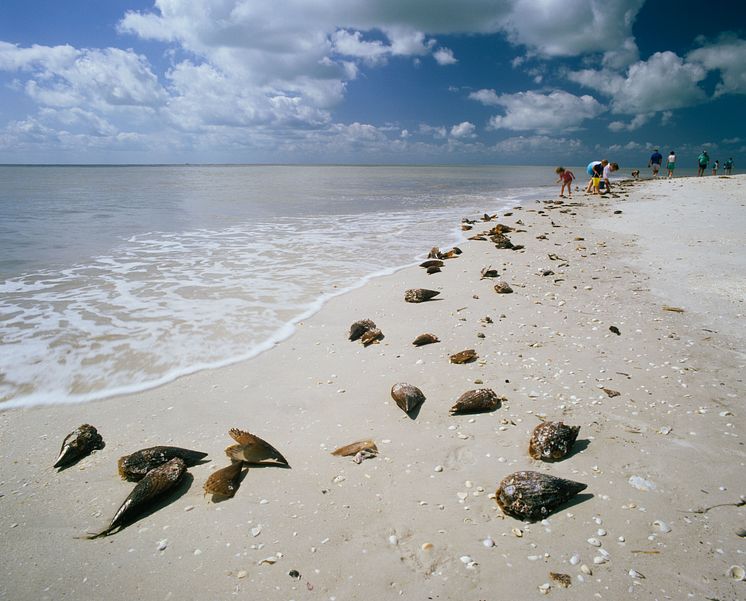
[0,0,745,165]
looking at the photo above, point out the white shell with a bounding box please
[727,565,746,581]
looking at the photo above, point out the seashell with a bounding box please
[468,235,487,241]
[404,288,440,303]
[491,234,514,249]
[426,266,441,274]
[481,213,496,221]
[427,247,441,259]
[451,247,462,255]
[331,440,378,457]
[528,421,580,461]
[360,327,383,346]
[390,383,426,414]
[450,389,501,415]
[461,224,472,231]
[349,319,376,341]
[601,387,620,397]
[412,333,439,346]
[495,470,588,521]
[419,260,444,269]
[489,224,514,235]
[225,428,289,466]
[441,249,458,259]
[53,424,105,468]
[549,572,572,588]
[86,458,186,538]
[494,281,513,294]
[480,266,498,279]
[118,446,208,481]
[204,461,245,499]
[449,349,477,364]
[727,565,745,581]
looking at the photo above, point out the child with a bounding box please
[712,160,719,175]
[555,167,575,198]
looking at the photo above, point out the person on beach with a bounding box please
[724,157,734,175]
[602,162,619,192]
[666,151,676,178]
[712,160,719,175]
[648,149,663,178]
[585,160,605,193]
[697,150,709,176]
[555,167,575,198]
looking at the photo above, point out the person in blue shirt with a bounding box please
[724,158,734,175]
[648,149,663,178]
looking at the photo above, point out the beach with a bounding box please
[1,174,744,600]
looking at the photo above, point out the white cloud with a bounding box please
[569,51,707,114]
[433,47,457,65]
[491,134,583,154]
[608,113,652,132]
[481,90,605,133]
[450,121,476,138]
[688,36,746,96]
[419,124,448,139]
[500,0,645,58]
[331,30,390,65]
[468,89,501,106]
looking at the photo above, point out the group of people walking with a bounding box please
[649,148,734,178]
[696,151,734,177]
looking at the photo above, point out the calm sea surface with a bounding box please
[0,164,562,408]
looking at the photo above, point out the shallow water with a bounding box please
[0,165,558,408]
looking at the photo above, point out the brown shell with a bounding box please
[204,461,245,499]
[441,249,458,259]
[331,440,378,457]
[390,383,426,414]
[449,349,477,364]
[419,259,444,268]
[427,247,441,259]
[226,428,289,466]
[360,327,383,346]
[349,319,376,341]
[118,446,208,481]
[494,281,513,294]
[426,266,441,274]
[87,458,186,538]
[412,333,439,346]
[404,288,440,303]
[480,266,498,279]
[492,234,514,249]
[53,424,105,469]
[450,389,501,415]
[488,223,514,234]
[495,470,587,521]
[528,422,580,461]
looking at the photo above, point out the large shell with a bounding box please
[390,383,426,414]
[404,288,440,303]
[450,389,501,415]
[87,457,186,538]
[225,428,289,466]
[331,440,378,457]
[419,260,444,268]
[349,319,376,341]
[118,446,208,481]
[449,349,477,364]
[412,333,439,346]
[53,424,105,468]
[204,461,245,499]
[495,470,587,521]
[494,281,513,294]
[360,327,383,346]
[492,233,514,249]
[480,266,499,279]
[426,266,441,274]
[528,421,580,461]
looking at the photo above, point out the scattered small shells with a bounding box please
[628,475,656,491]
[483,537,495,548]
[434,465,444,472]
[628,569,645,579]
[727,565,745,581]
[549,572,572,588]
[537,583,551,594]
[587,538,601,547]
[580,564,592,575]
[652,520,671,533]
[236,570,248,579]
[511,527,524,537]
[251,525,262,537]
[421,543,434,551]
[388,535,398,545]
[157,539,168,551]
[593,556,607,565]
[569,553,580,566]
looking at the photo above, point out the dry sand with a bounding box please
[2,175,744,601]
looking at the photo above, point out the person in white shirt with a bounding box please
[602,162,619,193]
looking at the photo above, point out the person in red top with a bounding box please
[555,166,575,198]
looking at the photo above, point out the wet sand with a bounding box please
[2,175,744,600]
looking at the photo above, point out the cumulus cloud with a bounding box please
[433,47,457,65]
[569,51,707,114]
[491,134,583,154]
[477,90,605,133]
[688,35,746,96]
[608,113,652,132]
[450,121,476,138]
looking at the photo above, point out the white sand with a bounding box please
[2,175,744,600]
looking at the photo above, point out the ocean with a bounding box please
[0,164,566,408]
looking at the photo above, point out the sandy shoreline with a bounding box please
[2,175,744,600]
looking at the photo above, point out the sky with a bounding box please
[0,0,745,165]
